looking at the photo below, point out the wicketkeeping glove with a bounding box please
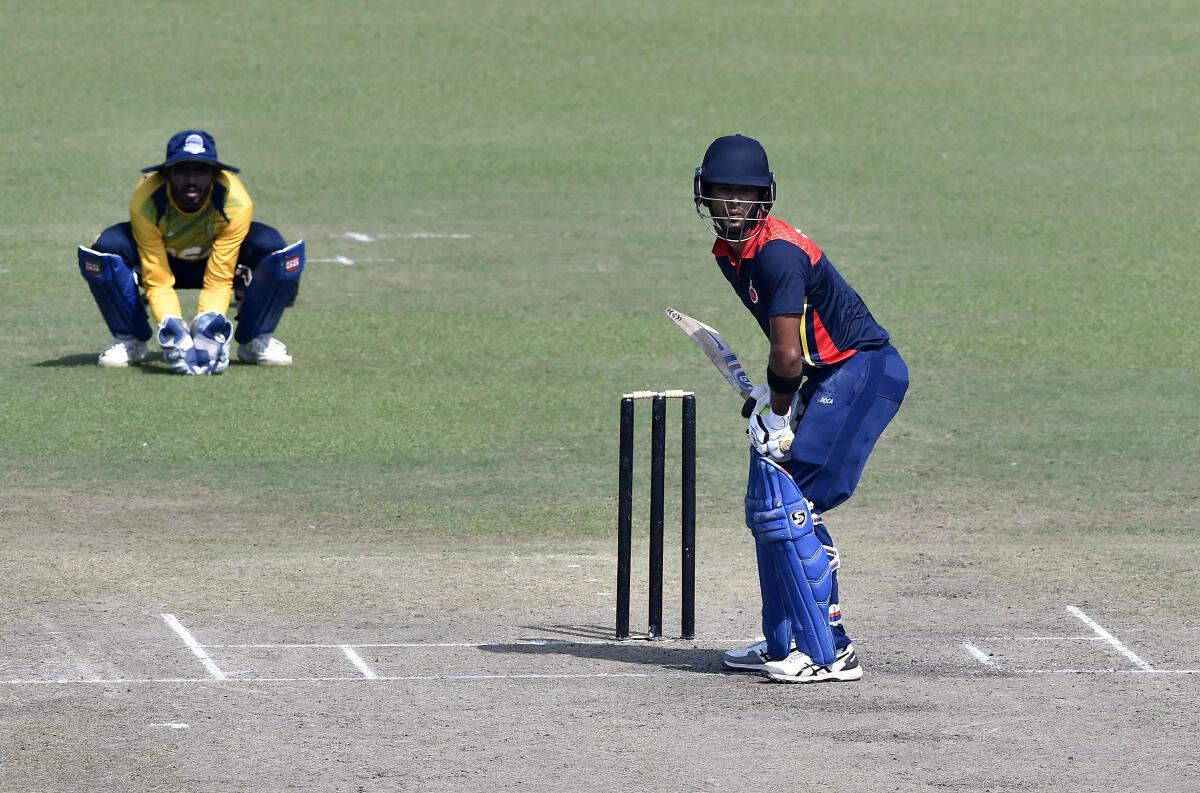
[157,315,214,375]
[190,311,232,374]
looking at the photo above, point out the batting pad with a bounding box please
[235,239,304,343]
[77,246,152,341]
[745,450,836,666]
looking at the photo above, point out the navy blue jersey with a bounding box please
[713,216,890,366]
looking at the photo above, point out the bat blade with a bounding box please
[665,307,755,400]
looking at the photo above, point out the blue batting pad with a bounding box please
[756,542,793,662]
[77,246,152,341]
[745,450,836,666]
[235,239,304,343]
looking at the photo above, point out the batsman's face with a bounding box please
[167,162,217,213]
[705,184,766,239]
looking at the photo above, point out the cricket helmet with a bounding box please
[694,134,776,243]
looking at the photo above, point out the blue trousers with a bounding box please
[761,344,908,652]
[92,221,287,293]
[786,344,909,513]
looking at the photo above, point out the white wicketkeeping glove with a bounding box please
[190,311,232,374]
[746,384,797,462]
[157,316,199,375]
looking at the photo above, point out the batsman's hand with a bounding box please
[745,384,796,462]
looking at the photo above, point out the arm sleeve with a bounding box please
[757,241,811,318]
[196,193,252,316]
[130,189,183,323]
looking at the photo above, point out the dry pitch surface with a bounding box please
[1,492,1197,793]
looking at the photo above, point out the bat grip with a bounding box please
[741,395,756,419]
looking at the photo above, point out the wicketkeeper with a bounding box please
[77,130,304,373]
[694,134,909,683]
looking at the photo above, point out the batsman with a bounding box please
[694,134,909,683]
[77,130,303,373]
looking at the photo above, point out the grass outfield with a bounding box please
[2,0,1197,543]
[2,5,1199,792]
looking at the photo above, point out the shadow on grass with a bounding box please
[33,353,101,367]
[32,354,183,374]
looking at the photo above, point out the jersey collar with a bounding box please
[711,217,774,270]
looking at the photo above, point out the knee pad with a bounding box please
[235,240,304,343]
[77,246,152,341]
[745,450,836,666]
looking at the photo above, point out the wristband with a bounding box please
[766,367,804,395]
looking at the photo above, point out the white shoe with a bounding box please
[97,336,147,368]
[762,643,863,683]
[721,638,797,671]
[237,335,292,366]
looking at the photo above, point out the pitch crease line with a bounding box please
[204,639,691,649]
[962,642,1001,669]
[161,614,227,680]
[340,645,378,679]
[1,672,661,685]
[1066,606,1153,672]
[973,635,1102,642]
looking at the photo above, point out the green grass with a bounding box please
[2,0,1197,537]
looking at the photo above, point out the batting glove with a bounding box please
[746,384,796,462]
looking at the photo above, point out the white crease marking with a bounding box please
[1066,606,1154,672]
[161,614,227,680]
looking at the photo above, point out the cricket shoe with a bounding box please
[97,336,147,368]
[761,644,862,684]
[722,638,795,671]
[237,335,292,366]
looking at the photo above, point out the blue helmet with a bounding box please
[694,134,776,243]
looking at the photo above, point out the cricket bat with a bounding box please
[665,307,759,417]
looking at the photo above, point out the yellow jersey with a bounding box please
[129,170,252,322]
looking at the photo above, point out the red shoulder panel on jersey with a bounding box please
[738,216,823,264]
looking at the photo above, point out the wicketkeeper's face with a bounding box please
[167,162,217,213]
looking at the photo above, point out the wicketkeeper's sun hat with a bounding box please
[141,130,239,173]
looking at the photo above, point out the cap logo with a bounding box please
[182,134,206,154]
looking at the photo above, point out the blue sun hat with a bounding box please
[141,130,239,173]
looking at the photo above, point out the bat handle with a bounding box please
[741,395,756,419]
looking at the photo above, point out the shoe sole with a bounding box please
[722,659,768,672]
[764,667,863,684]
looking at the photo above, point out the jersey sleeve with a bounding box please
[129,178,183,323]
[756,240,812,317]
[196,174,252,316]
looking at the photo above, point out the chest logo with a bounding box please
[748,279,759,304]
